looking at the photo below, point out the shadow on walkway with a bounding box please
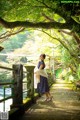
[20,79,80,120]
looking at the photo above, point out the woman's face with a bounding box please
[40,55,44,60]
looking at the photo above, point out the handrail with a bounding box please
[0,96,12,102]
[0,65,18,112]
[0,66,13,71]
[0,64,54,115]
[0,82,15,85]
[0,65,27,73]
[0,64,35,112]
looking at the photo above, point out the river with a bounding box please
[0,88,12,112]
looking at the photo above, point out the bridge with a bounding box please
[0,64,80,120]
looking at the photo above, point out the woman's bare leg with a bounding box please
[45,92,53,101]
[45,92,49,99]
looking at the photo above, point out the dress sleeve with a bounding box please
[38,61,45,69]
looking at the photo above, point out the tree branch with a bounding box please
[0,27,25,39]
[41,30,77,58]
[59,29,80,48]
[0,27,25,43]
[60,31,75,52]
[0,17,78,30]
[42,13,55,22]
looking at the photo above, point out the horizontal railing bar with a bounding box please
[0,66,13,71]
[0,96,12,103]
[0,82,17,85]
[0,66,27,73]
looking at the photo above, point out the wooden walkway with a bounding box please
[20,79,80,120]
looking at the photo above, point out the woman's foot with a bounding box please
[46,96,53,102]
[43,97,49,102]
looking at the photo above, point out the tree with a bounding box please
[0,0,80,80]
[0,0,80,52]
[0,0,80,33]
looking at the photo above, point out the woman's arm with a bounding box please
[39,64,44,70]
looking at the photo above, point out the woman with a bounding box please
[35,54,52,101]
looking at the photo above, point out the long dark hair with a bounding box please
[40,54,46,59]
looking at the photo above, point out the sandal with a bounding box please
[46,96,53,102]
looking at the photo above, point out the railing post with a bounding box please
[25,66,35,100]
[11,64,23,107]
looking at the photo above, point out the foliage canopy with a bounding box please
[0,0,80,32]
[0,0,80,81]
